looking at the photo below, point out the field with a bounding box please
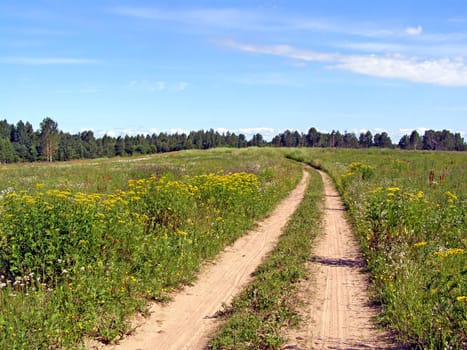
[288,148,466,349]
[0,148,303,348]
[0,147,465,349]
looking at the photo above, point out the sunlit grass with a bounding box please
[0,148,303,349]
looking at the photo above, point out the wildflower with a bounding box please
[456,296,467,302]
[369,187,383,194]
[61,269,69,274]
[387,187,401,192]
[413,241,427,248]
[433,248,465,258]
[445,191,458,204]
[176,229,188,236]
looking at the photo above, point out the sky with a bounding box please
[1,0,467,141]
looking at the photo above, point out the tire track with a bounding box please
[285,169,393,350]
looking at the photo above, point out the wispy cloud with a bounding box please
[222,39,337,62]
[405,25,423,36]
[174,81,189,91]
[128,80,188,92]
[336,41,467,57]
[221,40,467,87]
[448,17,466,23]
[55,87,99,94]
[335,55,467,86]
[0,57,100,65]
[112,6,436,39]
[112,7,270,31]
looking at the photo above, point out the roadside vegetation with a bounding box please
[0,148,303,349]
[209,169,323,349]
[288,148,466,349]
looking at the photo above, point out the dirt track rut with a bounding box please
[285,170,393,350]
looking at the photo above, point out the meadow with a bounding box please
[1,147,465,349]
[0,148,303,349]
[288,148,466,349]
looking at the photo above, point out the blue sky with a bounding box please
[1,0,466,141]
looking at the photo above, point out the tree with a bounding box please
[374,132,392,148]
[359,131,373,148]
[398,135,410,149]
[80,130,97,158]
[453,133,465,151]
[114,136,124,156]
[0,137,15,163]
[237,134,247,148]
[249,133,264,147]
[409,130,421,150]
[11,121,37,161]
[0,119,13,140]
[343,132,359,148]
[304,127,317,147]
[39,118,59,161]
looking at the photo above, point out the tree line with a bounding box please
[0,118,464,163]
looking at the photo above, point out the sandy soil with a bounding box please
[95,170,309,350]
[283,170,394,350]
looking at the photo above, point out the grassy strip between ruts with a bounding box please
[209,168,323,349]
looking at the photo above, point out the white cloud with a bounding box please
[222,40,467,86]
[113,7,268,31]
[95,130,117,137]
[55,87,99,94]
[113,6,436,40]
[221,39,337,62]
[128,80,188,92]
[174,81,189,91]
[448,17,466,23]
[335,55,467,86]
[0,57,100,65]
[405,25,423,36]
[169,128,190,134]
[336,41,467,58]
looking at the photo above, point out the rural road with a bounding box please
[99,170,310,350]
[285,169,393,349]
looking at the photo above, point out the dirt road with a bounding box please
[285,170,393,350]
[100,170,309,350]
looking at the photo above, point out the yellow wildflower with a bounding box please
[433,248,465,258]
[387,187,401,192]
[413,241,427,248]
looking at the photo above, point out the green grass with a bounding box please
[209,168,323,349]
[0,148,303,349]
[287,148,466,349]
